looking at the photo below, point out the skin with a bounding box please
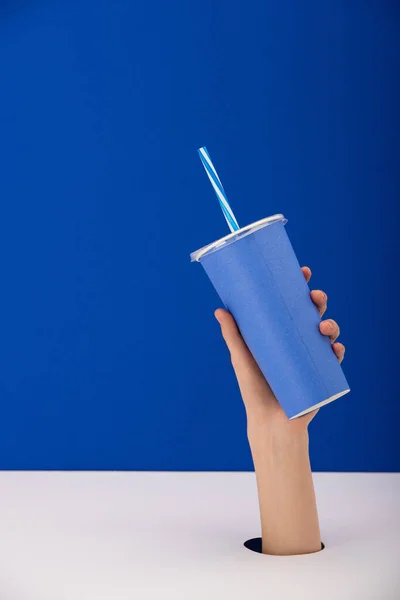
[214,266,345,556]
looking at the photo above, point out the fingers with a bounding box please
[320,318,345,363]
[319,318,340,343]
[214,309,254,370]
[301,266,312,283]
[302,266,328,316]
[332,342,345,363]
[310,289,327,317]
[301,267,329,317]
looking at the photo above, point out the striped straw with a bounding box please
[198,146,240,233]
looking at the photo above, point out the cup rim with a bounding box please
[190,214,287,262]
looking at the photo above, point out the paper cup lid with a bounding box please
[190,214,287,262]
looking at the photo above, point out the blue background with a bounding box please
[0,1,398,471]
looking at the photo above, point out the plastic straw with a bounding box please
[198,146,240,233]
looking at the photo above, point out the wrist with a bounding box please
[247,418,309,455]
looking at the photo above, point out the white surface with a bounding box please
[0,472,399,600]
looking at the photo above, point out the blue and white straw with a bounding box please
[198,146,240,233]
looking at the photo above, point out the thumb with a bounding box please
[215,308,277,418]
[214,309,254,370]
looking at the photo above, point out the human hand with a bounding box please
[215,266,345,436]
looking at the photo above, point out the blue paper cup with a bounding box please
[191,215,350,419]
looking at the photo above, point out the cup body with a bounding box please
[191,215,350,419]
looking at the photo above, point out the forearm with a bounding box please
[248,423,321,556]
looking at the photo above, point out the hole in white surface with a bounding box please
[244,538,325,554]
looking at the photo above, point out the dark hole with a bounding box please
[244,537,325,554]
[244,537,263,553]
